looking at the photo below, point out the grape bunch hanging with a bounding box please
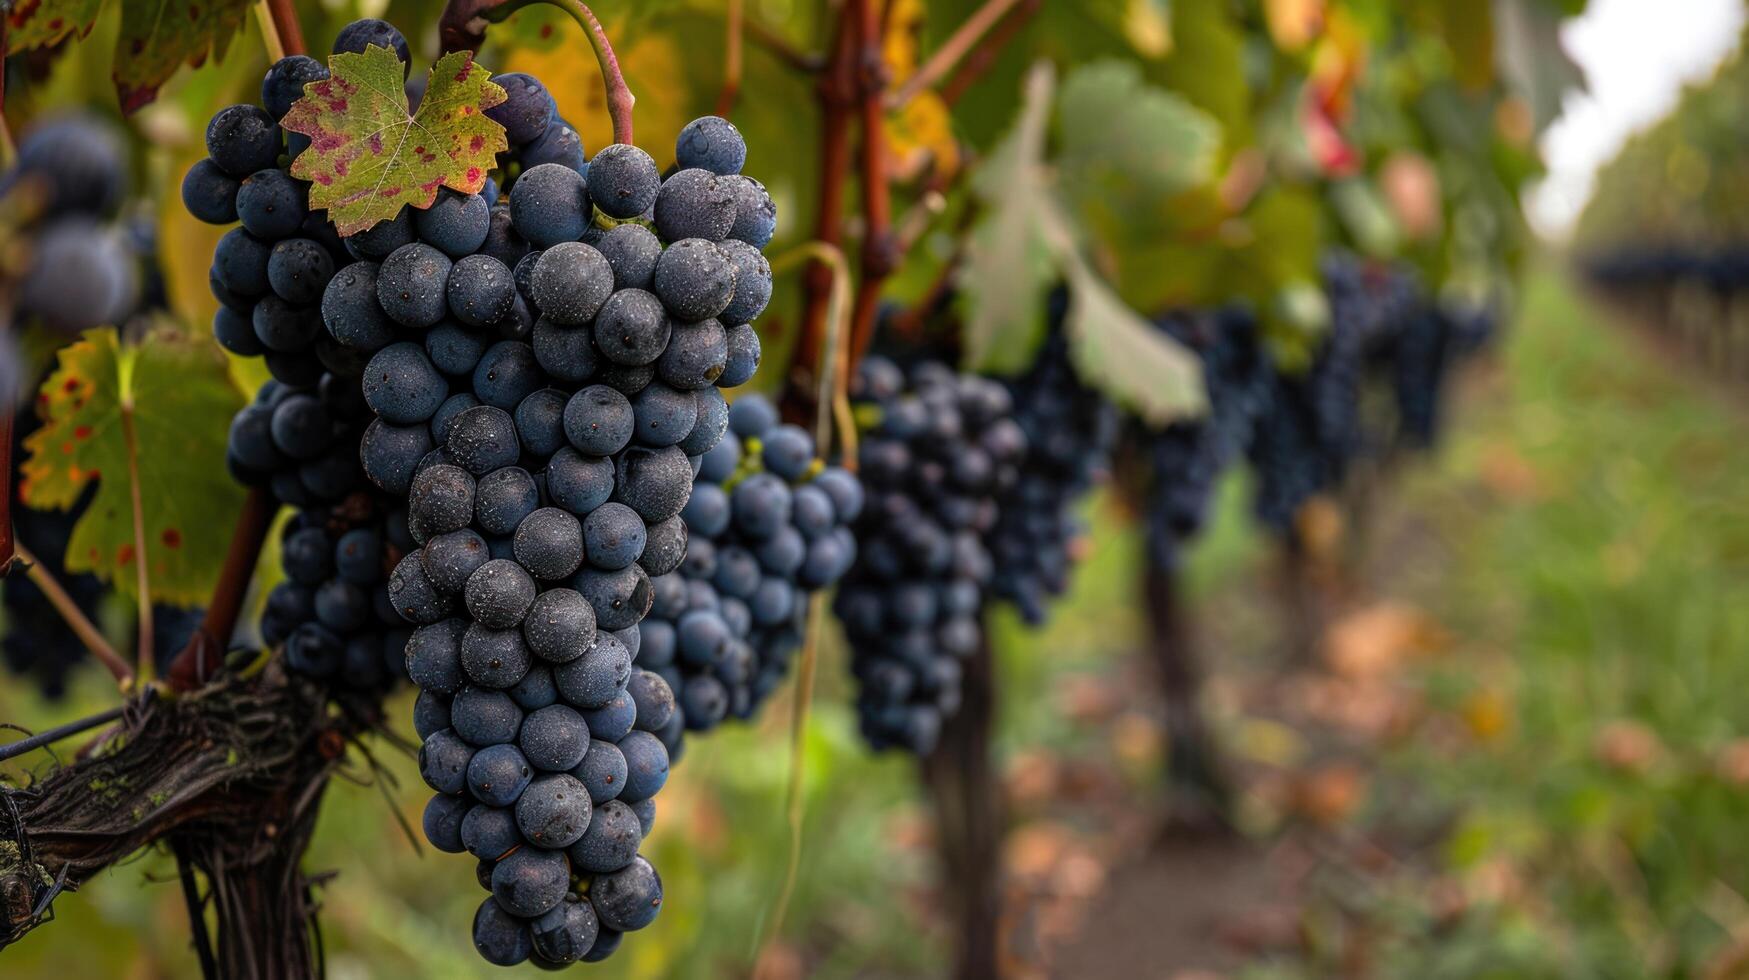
[987,312,1120,624]
[835,358,1027,755]
[640,393,861,758]
[182,15,781,967]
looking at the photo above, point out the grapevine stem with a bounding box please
[167,487,277,692]
[784,10,857,424]
[118,393,154,688]
[848,0,895,374]
[0,701,131,765]
[887,0,1027,108]
[12,541,134,687]
[258,0,306,59]
[546,0,635,145]
[436,0,635,144]
[253,3,285,62]
[715,0,744,117]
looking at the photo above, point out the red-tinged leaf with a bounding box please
[283,47,509,237]
[5,0,104,54]
[112,0,253,114]
[19,326,246,604]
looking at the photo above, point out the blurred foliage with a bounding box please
[1576,23,1749,251]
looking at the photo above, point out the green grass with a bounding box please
[3,267,1747,977]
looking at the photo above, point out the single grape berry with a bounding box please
[587,144,662,219]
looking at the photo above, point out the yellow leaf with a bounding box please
[883,0,926,77]
[885,89,959,181]
[1265,0,1325,52]
[1124,0,1173,57]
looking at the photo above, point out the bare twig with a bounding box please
[13,541,133,687]
[0,703,130,765]
[887,0,1024,108]
[746,18,825,73]
[716,0,745,117]
[941,0,1041,106]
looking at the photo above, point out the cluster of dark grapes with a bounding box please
[2,473,103,699]
[1133,306,1276,564]
[835,358,1026,755]
[987,315,1119,623]
[1,114,144,337]
[1246,253,1481,533]
[638,394,859,758]
[259,505,409,693]
[183,17,777,964]
[182,38,376,508]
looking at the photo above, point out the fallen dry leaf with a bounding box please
[1321,602,1447,680]
[1595,720,1662,775]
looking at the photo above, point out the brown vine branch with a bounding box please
[848,0,895,370]
[782,8,859,425]
[887,0,1025,108]
[167,487,276,693]
[12,541,133,687]
[715,0,744,117]
[265,0,306,57]
[940,0,1040,106]
[746,18,825,74]
[0,669,345,977]
[0,702,130,766]
[438,0,635,144]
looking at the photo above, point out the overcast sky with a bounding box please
[1524,0,1745,238]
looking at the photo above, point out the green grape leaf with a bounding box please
[112,0,253,114]
[1059,245,1208,427]
[283,47,509,236]
[956,62,1060,376]
[1056,59,1221,213]
[5,0,104,53]
[18,326,246,604]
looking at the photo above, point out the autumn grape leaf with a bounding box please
[1058,244,1208,427]
[113,0,253,114]
[283,47,509,236]
[19,326,246,604]
[4,0,104,53]
[956,62,1058,377]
